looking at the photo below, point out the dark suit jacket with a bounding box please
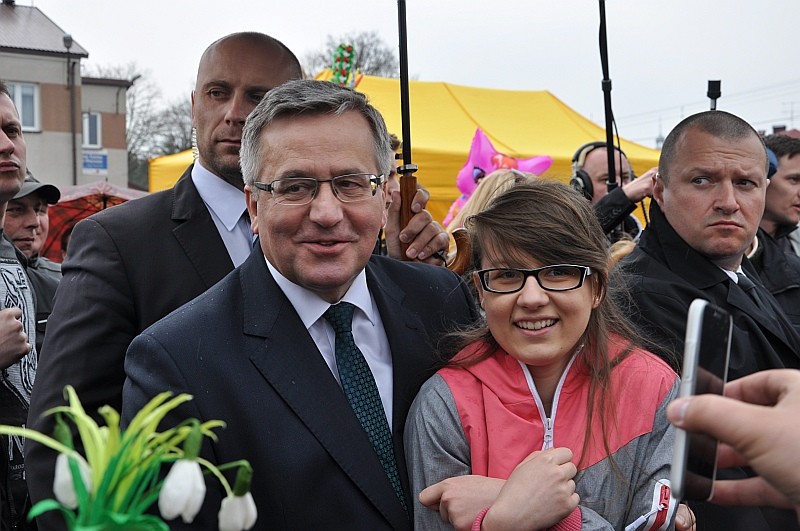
[617,202,800,531]
[26,167,236,526]
[122,251,479,530]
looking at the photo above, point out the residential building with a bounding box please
[0,0,131,188]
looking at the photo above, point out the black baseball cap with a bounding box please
[13,173,60,204]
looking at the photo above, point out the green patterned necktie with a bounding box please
[323,302,407,511]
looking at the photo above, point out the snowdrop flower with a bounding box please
[158,459,206,523]
[218,491,257,531]
[53,453,92,510]
[218,461,256,531]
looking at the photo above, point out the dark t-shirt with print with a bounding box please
[0,234,37,530]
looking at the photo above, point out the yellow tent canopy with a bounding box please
[148,74,659,222]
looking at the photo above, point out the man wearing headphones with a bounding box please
[570,141,656,241]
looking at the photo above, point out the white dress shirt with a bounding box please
[265,259,395,425]
[192,163,252,267]
[720,266,746,284]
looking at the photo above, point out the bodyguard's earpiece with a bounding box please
[570,141,632,200]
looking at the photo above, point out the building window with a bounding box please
[82,112,102,148]
[6,82,40,131]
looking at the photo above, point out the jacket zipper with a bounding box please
[518,346,581,450]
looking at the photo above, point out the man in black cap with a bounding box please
[3,173,61,352]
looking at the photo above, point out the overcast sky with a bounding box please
[27,0,800,148]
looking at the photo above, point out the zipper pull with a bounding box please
[543,417,554,449]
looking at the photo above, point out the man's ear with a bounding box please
[653,172,666,209]
[381,195,388,229]
[244,185,259,235]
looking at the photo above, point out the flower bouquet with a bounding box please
[0,386,256,531]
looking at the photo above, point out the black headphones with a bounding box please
[570,141,633,200]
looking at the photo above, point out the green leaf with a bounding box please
[106,511,169,531]
[28,498,76,527]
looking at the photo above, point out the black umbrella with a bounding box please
[396,0,418,259]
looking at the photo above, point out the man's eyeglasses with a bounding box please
[476,265,593,294]
[253,173,384,206]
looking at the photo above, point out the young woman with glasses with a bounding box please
[405,180,682,531]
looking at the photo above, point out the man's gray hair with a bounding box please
[0,80,9,99]
[240,79,392,188]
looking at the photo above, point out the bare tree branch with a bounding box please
[304,31,399,78]
[82,62,192,189]
[153,98,193,156]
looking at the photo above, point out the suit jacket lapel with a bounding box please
[365,262,433,437]
[649,203,800,355]
[242,255,409,529]
[727,262,800,354]
[170,166,234,288]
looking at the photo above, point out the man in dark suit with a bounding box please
[123,79,478,529]
[617,110,800,531]
[26,33,449,529]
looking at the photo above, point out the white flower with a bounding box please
[158,459,207,523]
[218,492,257,531]
[53,453,92,510]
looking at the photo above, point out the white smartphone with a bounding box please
[671,298,732,501]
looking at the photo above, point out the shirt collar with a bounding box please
[265,258,374,330]
[191,162,247,230]
[643,201,741,289]
[721,267,742,283]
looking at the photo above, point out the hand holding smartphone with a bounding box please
[671,298,732,501]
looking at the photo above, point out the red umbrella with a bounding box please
[42,180,148,262]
